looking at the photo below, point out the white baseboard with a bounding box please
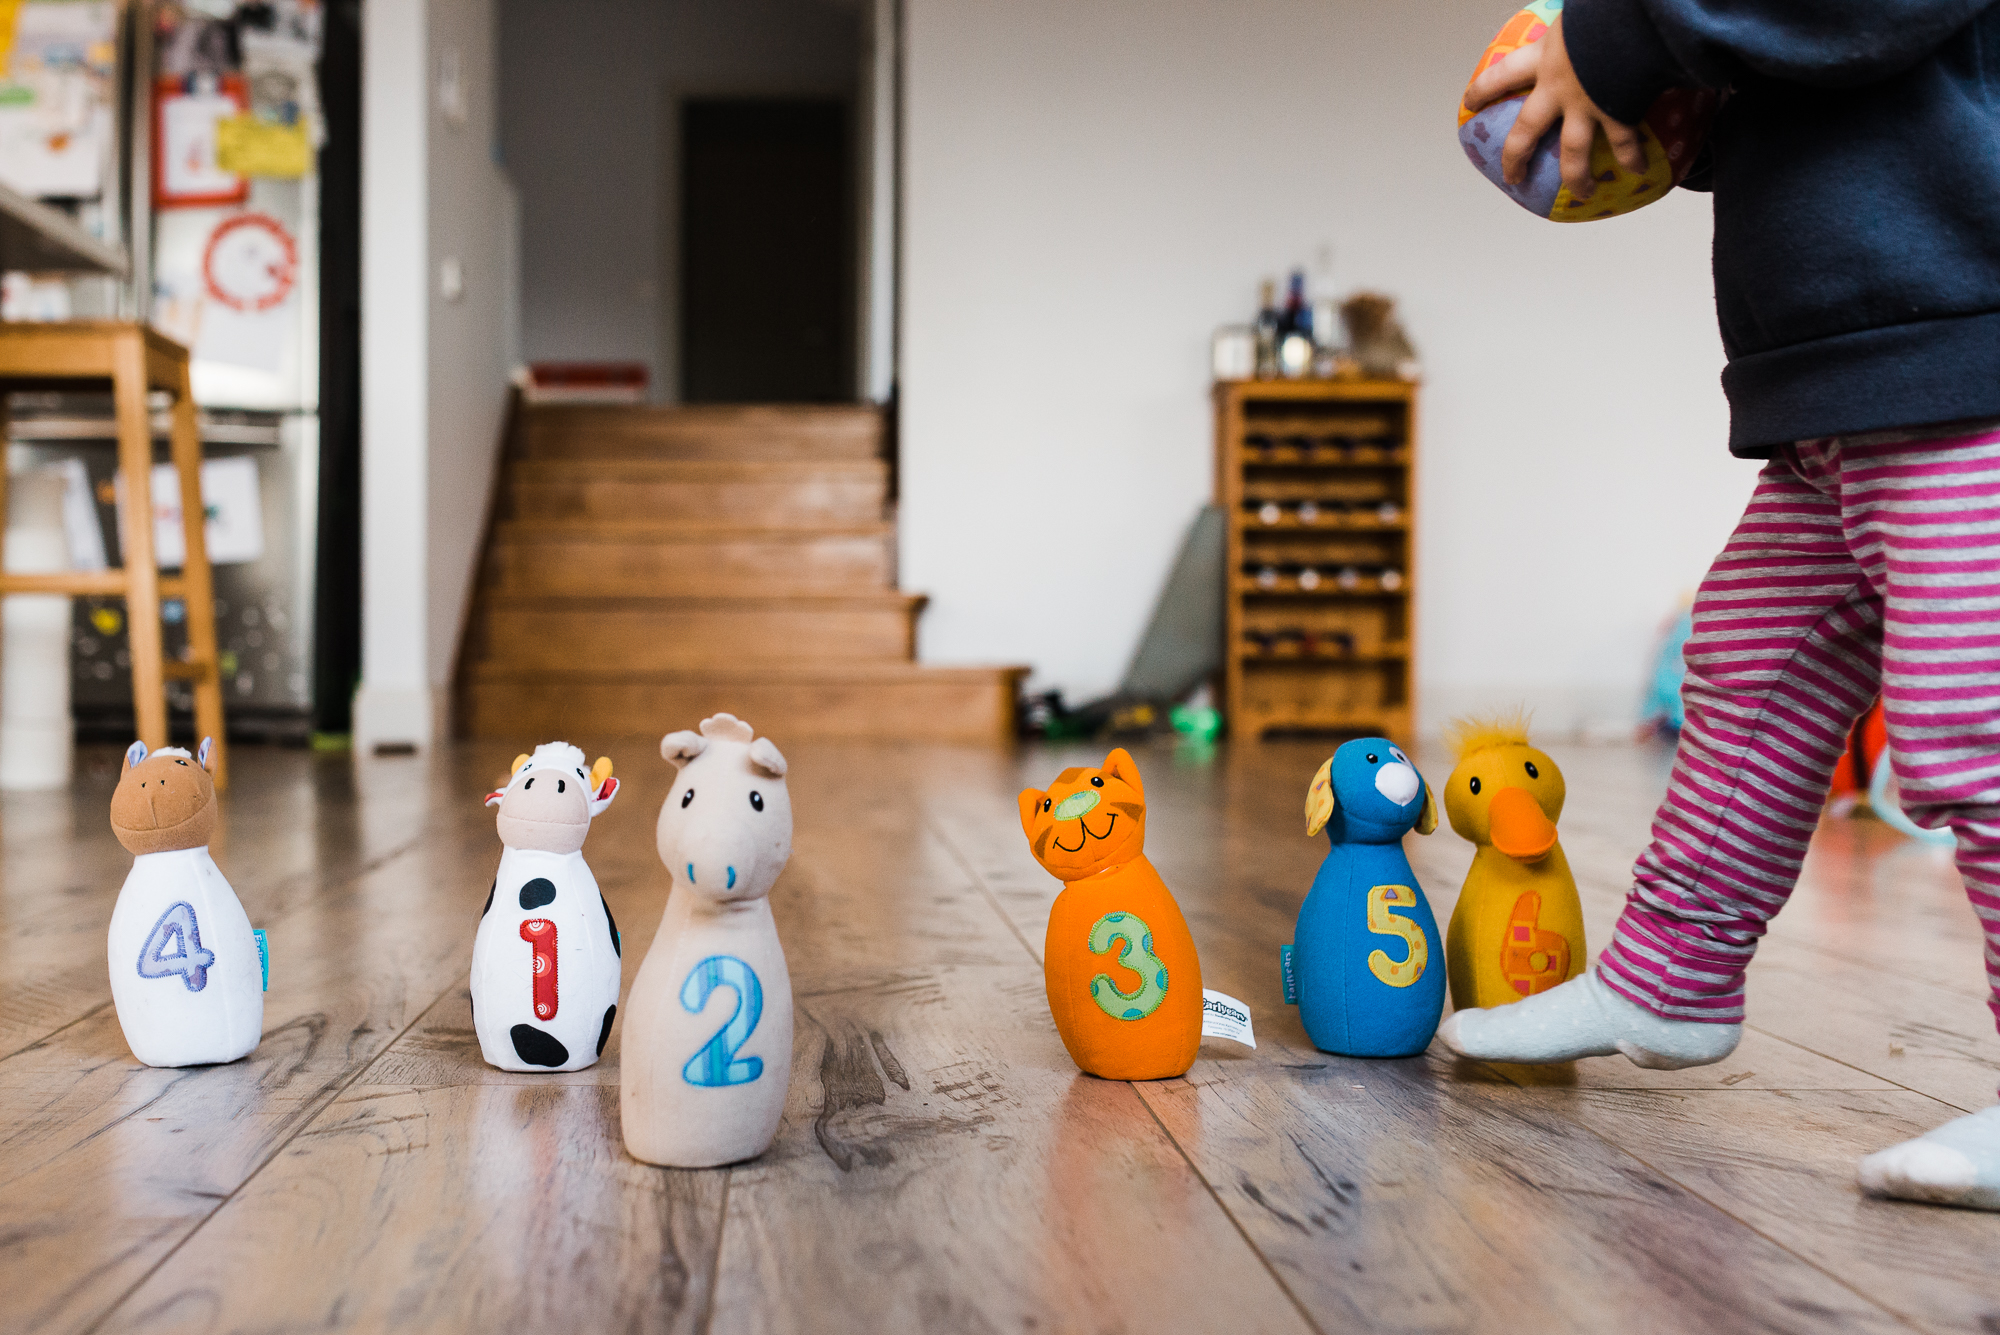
[352,683,446,753]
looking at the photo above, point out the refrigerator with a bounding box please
[2,2,332,743]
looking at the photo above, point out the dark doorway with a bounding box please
[680,99,854,403]
[313,0,362,734]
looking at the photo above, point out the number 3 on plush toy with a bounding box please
[1366,885,1428,988]
[1087,911,1169,1020]
[681,954,764,1087]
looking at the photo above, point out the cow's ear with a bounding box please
[510,753,531,777]
[197,737,214,772]
[662,731,706,769]
[589,775,619,816]
[748,737,787,778]
[124,740,148,771]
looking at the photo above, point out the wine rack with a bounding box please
[1215,379,1415,742]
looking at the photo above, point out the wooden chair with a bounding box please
[0,322,227,789]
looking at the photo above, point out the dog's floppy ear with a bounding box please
[662,730,707,769]
[1415,779,1439,836]
[1305,756,1337,837]
[1018,788,1047,841]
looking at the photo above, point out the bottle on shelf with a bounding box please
[1254,280,1280,379]
[1278,270,1314,378]
[1379,566,1405,592]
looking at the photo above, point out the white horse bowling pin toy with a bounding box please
[622,714,794,1168]
[471,742,624,1072]
[106,738,263,1067]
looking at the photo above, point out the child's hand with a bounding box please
[1462,14,1647,199]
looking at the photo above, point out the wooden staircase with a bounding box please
[455,403,1027,743]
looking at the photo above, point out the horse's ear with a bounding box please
[124,740,148,771]
[197,737,214,772]
[748,736,787,778]
[662,731,706,769]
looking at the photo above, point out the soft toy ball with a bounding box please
[1458,0,1719,222]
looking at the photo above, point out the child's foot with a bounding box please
[1857,1107,2000,1211]
[1437,968,1742,1069]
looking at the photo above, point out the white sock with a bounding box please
[1437,967,1742,1070]
[1857,1106,2000,1212]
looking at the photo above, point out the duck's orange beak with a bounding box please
[1488,786,1558,861]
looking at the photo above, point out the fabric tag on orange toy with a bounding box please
[1201,989,1256,1048]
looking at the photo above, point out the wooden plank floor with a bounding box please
[4,736,1997,1333]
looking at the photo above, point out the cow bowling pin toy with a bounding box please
[1019,748,1204,1081]
[106,739,264,1067]
[471,742,623,1072]
[622,714,794,1168]
[1284,738,1446,1058]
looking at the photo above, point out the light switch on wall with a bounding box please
[440,257,465,302]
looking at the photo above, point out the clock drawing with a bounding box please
[202,213,297,314]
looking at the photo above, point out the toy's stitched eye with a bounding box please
[749,791,764,811]
[577,769,586,780]
[1390,748,1406,763]
[175,759,188,766]
[1469,776,1482,795]
[1091,776,1104,787]
[1366,753,1379,764]
[681,788,696,808]
[1043,798,1052,812]
[1525,761,1540,779]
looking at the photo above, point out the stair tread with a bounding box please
[480,591,925,610]
[512,459,885,480]
[492,518,894,542]
[467,661,1026,682]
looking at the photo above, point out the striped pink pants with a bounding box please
[1599,425,2000,1035]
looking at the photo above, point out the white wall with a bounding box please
[355,0,429,750]
[356,0,514,751]
[901,0,1753,738]
[497,0,861,402]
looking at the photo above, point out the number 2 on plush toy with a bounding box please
[1366,884,1428,988]
[1087,911,1170,1020]
[681,955,764,1086]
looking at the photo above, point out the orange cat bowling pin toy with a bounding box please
[1019,749,1202,1080]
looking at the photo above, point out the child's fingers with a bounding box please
[1559,107,1598,198]
[1602,118,1647,175]
[1500,87,1557,185]
[1464,42,1539,113]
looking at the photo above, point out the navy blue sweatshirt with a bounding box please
[1562,0,2000,455]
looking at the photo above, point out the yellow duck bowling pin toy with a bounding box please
[1441,716,1585,1011]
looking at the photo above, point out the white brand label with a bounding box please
[1200,988,1256,1048]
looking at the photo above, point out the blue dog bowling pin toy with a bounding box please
[1282,738,1445,1057]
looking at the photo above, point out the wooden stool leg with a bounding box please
[113,332,167,752]
[170,363,226,790]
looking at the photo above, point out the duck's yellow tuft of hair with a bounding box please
[1445,710,1533,761]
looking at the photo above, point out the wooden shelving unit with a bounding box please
[1215,378,1416,742]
